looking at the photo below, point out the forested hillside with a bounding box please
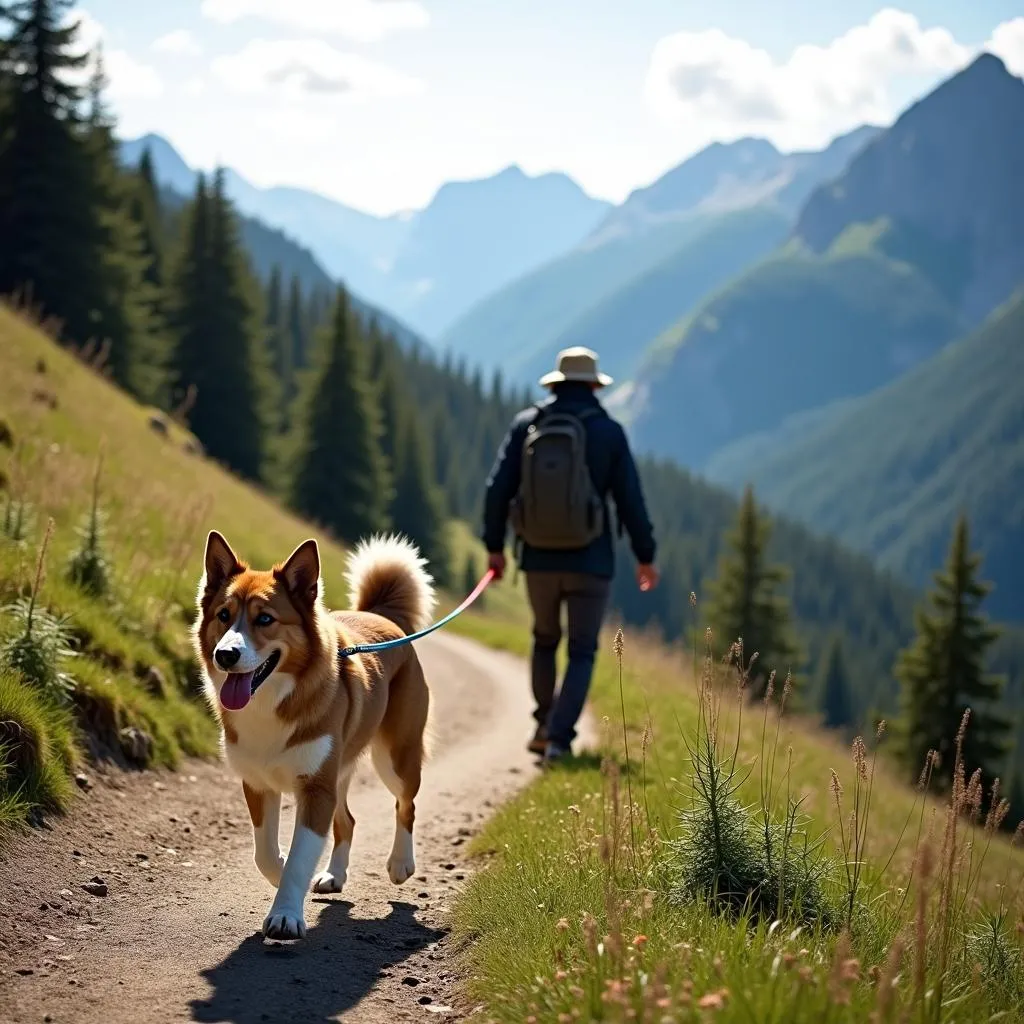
[705,290,1024,620]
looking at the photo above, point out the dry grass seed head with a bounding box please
[852,737,868,781]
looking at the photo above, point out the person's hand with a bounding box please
[487,551,507,581]
[637,564,659,592]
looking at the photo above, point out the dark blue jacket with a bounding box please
[482,383,656,578]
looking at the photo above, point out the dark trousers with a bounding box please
[526,571,611,748]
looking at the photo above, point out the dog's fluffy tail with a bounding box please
[345,534,436,636]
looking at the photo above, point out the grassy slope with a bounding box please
[450,613,1024,1021]
[520,206,792,386]
[703,290,1024,620]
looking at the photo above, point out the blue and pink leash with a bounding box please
[338,569,496,659]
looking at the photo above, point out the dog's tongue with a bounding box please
[220,671,255,711]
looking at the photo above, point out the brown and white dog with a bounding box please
[192,530,434,941]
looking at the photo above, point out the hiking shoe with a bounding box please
[543,741,570,765]
[527,727,548,755]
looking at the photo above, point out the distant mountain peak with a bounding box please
[794,50,1024,324]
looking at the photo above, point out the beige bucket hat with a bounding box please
[538,346,613,389]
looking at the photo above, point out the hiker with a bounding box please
[482,346,659,763]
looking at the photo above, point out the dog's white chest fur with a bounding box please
[219,674,332,794]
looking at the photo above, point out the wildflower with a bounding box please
[555,970,568,981]
[1012,821,1024,847]
[697,988,729,1010]
[568,804,581,816]
[782,669,793,701]
[556,918,570,932]
[569,986,585,999]
[830,770,843,799]
[690,591,697,607]
[633,935,648,949]
[613,628,624,657]
[764,669,777,703]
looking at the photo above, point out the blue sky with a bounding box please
[79,1,1024,216]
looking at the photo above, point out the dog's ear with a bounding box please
[278,539,320,608]
[203,531,243,598]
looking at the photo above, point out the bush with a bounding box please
[0,668,77,827]
[66,453,111,598]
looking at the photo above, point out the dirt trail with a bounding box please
[0,632,552,1024]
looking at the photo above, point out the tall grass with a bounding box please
[455,622,1024,1022]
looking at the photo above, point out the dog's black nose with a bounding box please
[215,647,241,670]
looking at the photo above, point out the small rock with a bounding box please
[81,882,107,897]
[72,850,82,858]
[418,892,430,899]
[74,773,92,792]
[142,666,166,697]
[450,837,465,847]
[442,863,456,871]
[119,727,153,765]
[419,996,433,1005]
[401,976,421,986]
[90,875,105,885]
[135,853,148,861]
[15,968,33,976]
[58,890,73,901]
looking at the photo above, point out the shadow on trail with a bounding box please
[190,899,444,1024]
[534,750,641,776]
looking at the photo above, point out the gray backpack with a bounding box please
[509,405,605,550]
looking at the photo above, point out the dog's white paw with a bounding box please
[387,826,416,885]
[263,909,307,940]
[387,855,415,885]
[311,869,345,894]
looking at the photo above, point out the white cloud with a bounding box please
[201,0,429,43]
[71,10,164,100]
[152,30,203,57]
[645,8,1017,149]
[988,18,1024,76]
[183,76,207,98]
[212,38,422,99]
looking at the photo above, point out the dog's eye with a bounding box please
[217,607,231,623]
[254,612,274,627]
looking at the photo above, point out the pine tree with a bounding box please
[375,346,410,474]
[265,265,293,405]
[286,274,308,371]
[389,412,449,586]
[131,146,165,295]
[705,485,799,700]
[290,287,390,543]
[81,48,161,400]
[168,170,270,479]
[895,515,1009,789]
[816,634,853,731]
[0,0,97,342]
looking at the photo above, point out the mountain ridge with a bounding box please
[118,134,609,339]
